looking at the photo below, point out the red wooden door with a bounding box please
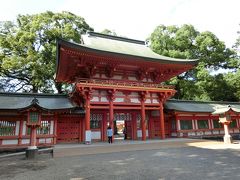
[153,118,161,138]
[125,120,132,140]
[57,117,80,143]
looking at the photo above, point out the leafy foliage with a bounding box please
[0,11,93,93]
[150,24,239,101]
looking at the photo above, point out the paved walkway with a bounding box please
[1,138,240,180]
[54,138,240,157]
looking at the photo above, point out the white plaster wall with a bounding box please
[114,98,124,102]
[22,121,27,135]
[196,131,203,136]
[234,129,240,133]
[128,76,137,81]
[50,121,54,134]
[101,97,108,102]
[91,131,101,139]
[171,132,177,137]
[15,121,20,135]
[93,73,100,78]
[2,139,18,145]
[115,91,124,96]
[39,138,52,143]
[101,74,107,78]
[204,131,212,135]
[131,98,140,103]
[46,138,53,143]
[137,130,149,138]
[179,133,183,137]
[130,92,138,96]
[113,75,122,80]
[145,99,151,103]
[213,130,220,135]
[90,97,99,102]
[21,139,30,144]
[100,90,107,95]
[152,99,159,103]
[188,132,196,136]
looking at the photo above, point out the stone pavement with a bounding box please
[53,138,240,157]
[1,138,240,180]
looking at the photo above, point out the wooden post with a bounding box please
[139,92,147,141]
[141,100,146,140]
[132,112,137,140]
[108,90,115,142]
[29,127,37,148]
[53,114,58,144]
[85,97,91,144]
[159,102,165,139]
[79,116,82,143]
[18,120,23,145]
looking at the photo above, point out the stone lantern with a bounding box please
[212,105,240,144]
[21,98,43,159]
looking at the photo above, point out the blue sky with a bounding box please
[0,0,240,48]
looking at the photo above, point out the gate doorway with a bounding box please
[113,112,135,140]
[57,116,81,143]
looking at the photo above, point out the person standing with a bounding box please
[107,126,113,143]
[123,127,127,140]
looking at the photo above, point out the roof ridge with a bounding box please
[0,92,68,97]
[167,99,240,104]
[87,31,146,45]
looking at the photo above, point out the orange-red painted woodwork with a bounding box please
[30,127,37,147]
[159,103,165,139]
[57,117,80,143]
[85,98,91,131]
[18,120,23,145]
[132,113,137,140]
[141,101,146,141]
[53,115,58,144]
[109,100,114,142]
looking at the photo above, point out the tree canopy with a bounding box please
[0,11,93,93]
[149,24,240,101]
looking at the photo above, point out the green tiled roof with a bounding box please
[58,32,198,65]
[0,92,82,112]
[165,99,240,113]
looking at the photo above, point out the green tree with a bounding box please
[0,11,93,93]
[149,24,239,101]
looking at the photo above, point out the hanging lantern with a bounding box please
[27,110,41,126]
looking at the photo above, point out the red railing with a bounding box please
[77,79,175,89]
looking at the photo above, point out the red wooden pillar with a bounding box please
[79,116,82,143]
[85,97,91,144]
[108,89,115,142]
[140,92,147,141]
[102,112,107,141]
[30,127,37,148]
[53,114,58,144]
[132,112,137,140]
[18,120,24,145]
[159,102,165,139]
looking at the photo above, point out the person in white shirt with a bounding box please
[107,126,113,143]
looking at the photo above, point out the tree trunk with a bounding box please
[55,82,63,94]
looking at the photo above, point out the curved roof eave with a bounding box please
[57,38,199,66]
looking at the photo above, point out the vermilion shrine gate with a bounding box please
[56,32,198,143]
